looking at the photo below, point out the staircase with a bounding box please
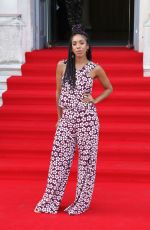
[0,47,150,183]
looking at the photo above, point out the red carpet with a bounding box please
[0,47,150,229]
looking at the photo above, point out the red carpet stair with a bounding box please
[0,47,150,182]
[1,47,150,230]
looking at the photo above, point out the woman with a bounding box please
[34,24,113,215]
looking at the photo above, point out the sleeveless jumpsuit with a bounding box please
[34,61,100,215]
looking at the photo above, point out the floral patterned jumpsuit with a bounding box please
[34,60,100,215]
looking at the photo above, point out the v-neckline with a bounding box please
[75,61,91,72]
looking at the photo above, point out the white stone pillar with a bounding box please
[134,0,150,52]
[143,14,150,77]
[17,0,34,53]
[0,15,25,73]
[0,0,34,77]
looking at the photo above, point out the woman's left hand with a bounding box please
[81,94,95,104]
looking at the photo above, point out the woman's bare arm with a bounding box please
[56,60,65,120]
[92,65,113,104]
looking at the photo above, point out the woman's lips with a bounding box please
[76,50,82,53]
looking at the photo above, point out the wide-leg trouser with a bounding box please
[34,103,100,215]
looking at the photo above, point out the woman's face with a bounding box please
[71,34,89,58]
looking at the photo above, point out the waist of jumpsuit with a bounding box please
[64,102,96,112]
[59,86,97,113]
[59,95,97,113]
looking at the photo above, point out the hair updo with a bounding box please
[71,24,88,38]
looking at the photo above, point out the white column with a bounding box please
[0,15,25,78]
[17,0,34,53]
[134,0,150,52]
[134,0,140,51]
[0,0,34,77]
[143,14,150,76]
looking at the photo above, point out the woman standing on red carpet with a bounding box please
[34,24,113,215]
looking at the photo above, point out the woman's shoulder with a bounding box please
[91,61,101,71]
[56,59,67,72]
[90,60,100,67]
[90,61,105,78]
[90,61,103,71]
[57,59,67,66]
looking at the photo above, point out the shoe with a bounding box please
[34,208,41,213]
[64,203,75,213]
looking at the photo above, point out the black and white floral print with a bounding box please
[34,61,100,215]
[59,61,97,111]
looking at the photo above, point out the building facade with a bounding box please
[0,0,150,78]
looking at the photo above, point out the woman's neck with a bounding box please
[75,56,89,65]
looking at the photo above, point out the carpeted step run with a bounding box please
[0,47,150,182]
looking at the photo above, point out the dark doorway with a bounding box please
[49,0,134,46]
[89,0,134,45]
[49,0,70,45]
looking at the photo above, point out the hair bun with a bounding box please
[72,24,87,37]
